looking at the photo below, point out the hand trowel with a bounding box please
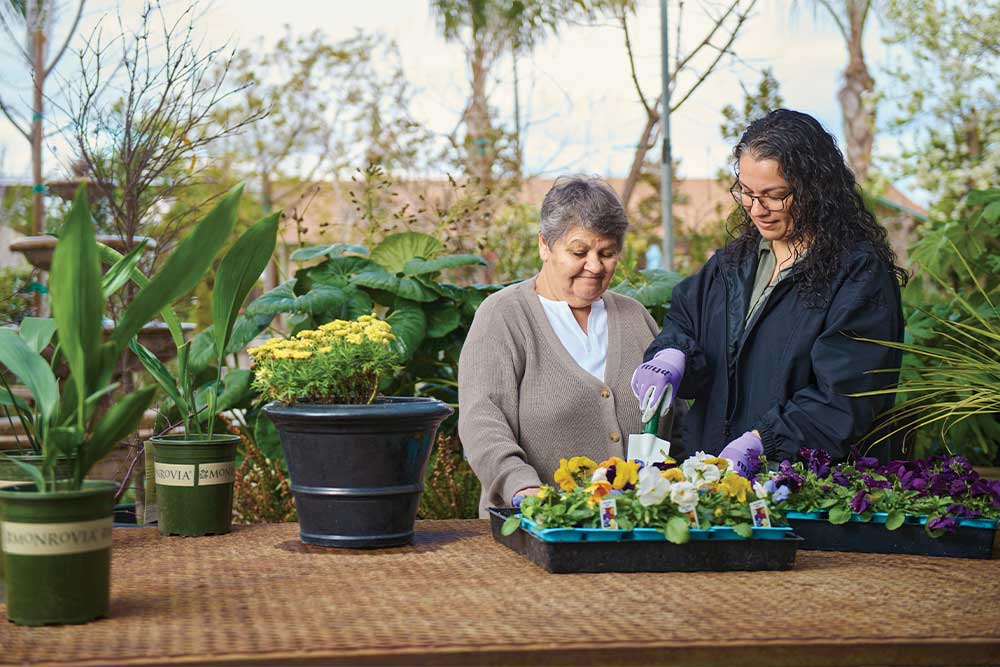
[626,384,673,464]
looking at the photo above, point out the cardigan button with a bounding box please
[610,432,621,443]
[600,388,610,398]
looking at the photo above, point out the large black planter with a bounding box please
[263,397,453,548]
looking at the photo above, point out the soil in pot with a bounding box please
[0,480,116,626]
[151,434,238,537]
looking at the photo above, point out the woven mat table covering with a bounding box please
[1,521,998,667]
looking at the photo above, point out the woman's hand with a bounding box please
[511,487,541,507]
[719,432,763,478]
[630,348,686,418]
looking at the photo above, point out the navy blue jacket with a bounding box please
[646,241,904,463]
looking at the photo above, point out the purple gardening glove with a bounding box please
[630,348,686,419]
[719,431,764,478]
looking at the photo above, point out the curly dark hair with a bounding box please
[728,109,908,303]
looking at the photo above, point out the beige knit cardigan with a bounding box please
[458,276,661,516]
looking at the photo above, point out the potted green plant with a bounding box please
[0,185,245,625]
[128,197,279,538]
[252,315,453,548]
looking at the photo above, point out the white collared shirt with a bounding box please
[537,295,608,380]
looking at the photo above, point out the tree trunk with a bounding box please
[837,0,875,183]
[622,110,659,208]
[31,21,44,235]
[465,37,493,188]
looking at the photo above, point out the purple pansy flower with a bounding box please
[855,456,880,472]
[946,503,979,519]
[772,484,791,503]
[800,448,832,479]
[863,474,891,490]
[850,490,871,514]
[773,460,805,493]
[832,469,851,487]
[927,515,959,533]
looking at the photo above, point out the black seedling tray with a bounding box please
[488,507,801,574]
[786,515,999,560]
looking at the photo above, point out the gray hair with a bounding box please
[539,175,629,248]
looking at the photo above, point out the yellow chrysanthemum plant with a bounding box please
[504,451,787,544]
[249,314,401,405]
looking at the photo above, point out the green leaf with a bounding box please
[208,369,253,417]
[0,388,31,412]
[665,516,690,544]
[80,386,156,478]
[18,317,56,354]
[343,289,375,320]
[290,243,369,262]
[113,184,243,354]
[0,329,58,429]
[369,232,444,273]
[387,304,427,360]
[828,507,852,525]
[303,256,377,289]
[100,239,147,299]
[501,515,522,536]
[403,254,487,276]
[187,329,215,376]
[352,266,400,292]
[96,243,186,350]
[246,280,345,317]
[212,212,280,361]
[885,510,905,531]
[225,313,276,356]
[50,187,105,408]
[352,266,438,303]
[128,339,187,415]
[426,304,462,338]
[732,523,753,539]
[1,453,45,491]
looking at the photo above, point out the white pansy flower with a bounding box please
[636,466,671,507]
[753,480,768,500]
[670,481,698,509]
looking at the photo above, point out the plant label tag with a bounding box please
[686,509,700,529]
[749,500,771,528]
[599,498,619,530]
[2,517,113,556]
[198,461,235,486]
[154,462,195,487]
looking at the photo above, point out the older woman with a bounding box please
[458,175,668,516]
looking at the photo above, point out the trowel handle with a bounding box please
[642,406,660,435]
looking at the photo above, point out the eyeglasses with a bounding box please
[730,184,793,212]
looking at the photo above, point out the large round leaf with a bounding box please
[246,280,346,316]
[290,243,369,262]
[304,256,377,289]
[403,254,487,276]
[352,267,438,303]
[386,304,427,360]
[369,232,444,274]
[425,304,462,338]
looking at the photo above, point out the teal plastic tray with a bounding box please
[517,516,793,543]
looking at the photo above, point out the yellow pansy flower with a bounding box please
[662,467,685,483]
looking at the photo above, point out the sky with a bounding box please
[0,0,917,199]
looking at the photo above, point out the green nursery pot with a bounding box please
[0,454,76,584]
[151,434,239,537]
[0,480,116,626]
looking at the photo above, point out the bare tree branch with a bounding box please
[0,96,30,140]
[44,0,86,78]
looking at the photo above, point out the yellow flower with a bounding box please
[345,333,364,344]
[596,457,640,490]
[537,486,551,500]
[714,507,723,518]
[585,480,612,506]
[662,467,685,483]
[702,456,729,472]
[318,346,332,353]
[554,456,597,492]
[718,474,751,503]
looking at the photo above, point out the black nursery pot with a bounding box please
[263,397,453,549]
